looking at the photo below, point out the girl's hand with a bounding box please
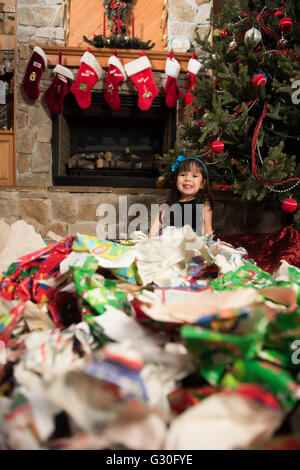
[148,211,162,238]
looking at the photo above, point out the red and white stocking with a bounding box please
[71,51,102,109]
[165,52,181,108]
[22,46,47,102]
[183,56,202,109]
[104,54,127,110]
[124,54,158,111]
[44,64,74,115]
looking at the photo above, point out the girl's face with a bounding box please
[176,164,204,200]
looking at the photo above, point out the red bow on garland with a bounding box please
[103,0,133,36]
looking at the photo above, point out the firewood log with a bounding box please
[142,161,153,169]
[105,151,113,161]
[77,159,95,169]
[115,160,130,168]
[97,158,104,168]
[97,158,110,168]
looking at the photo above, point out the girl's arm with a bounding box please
[148,211,163,238]
[203,201,213,235]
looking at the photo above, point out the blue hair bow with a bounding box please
[171,155,207,176]
[171,155,185,173]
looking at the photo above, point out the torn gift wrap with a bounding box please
[164,393,283,450]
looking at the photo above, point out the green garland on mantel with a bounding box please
[83,34,155,50]
[83,0,155,50]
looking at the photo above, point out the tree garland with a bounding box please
[103,0,134,36]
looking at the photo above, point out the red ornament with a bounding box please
[281,198,297,213]
[220,29,229,39]
[252,73,267,88]
[198,119,205,127]
[279,17,293,34]
[211,140,224,154]
[274,8,284,18]
[215,77,221,90]
[156,175,166,188]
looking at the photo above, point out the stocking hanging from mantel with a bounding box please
[71,49,103,109]
[44,52,74,115]
[22,46,47,102]
[183,54,202,111]
[164,51,181,108]
[124,52,158,111]
[104,51,127,110]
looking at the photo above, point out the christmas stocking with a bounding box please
[165,53,181,108]
[183,57,202,108]
[71,51,102,109]
[104,54,127,110]
[44,64,74,115]
[22,46,47,102]
[124,55,158,111]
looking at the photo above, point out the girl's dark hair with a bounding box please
[166,158,213,209]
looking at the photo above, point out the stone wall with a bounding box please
[16,0,66,187]
[168,0,211,52]
[0,186,288,238]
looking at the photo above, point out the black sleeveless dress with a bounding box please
[166,197,204,236]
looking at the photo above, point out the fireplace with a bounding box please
[52,92,177,188]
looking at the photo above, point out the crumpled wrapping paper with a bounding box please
[165,392,283,450]
[0,220,46,274]
[1,224,300,450]
[134,226,204,286]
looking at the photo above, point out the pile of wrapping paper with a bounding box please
[0,220,300,450]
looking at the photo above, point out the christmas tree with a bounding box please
[183,0,300,224]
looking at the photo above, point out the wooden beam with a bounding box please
[29,44,192,72]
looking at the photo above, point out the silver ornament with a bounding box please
[244,27,262,47]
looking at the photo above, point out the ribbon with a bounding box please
[230,99,257,118]
[256,11,282,45]
[252,101,300,187]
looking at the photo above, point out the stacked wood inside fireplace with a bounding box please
[68,148,161,171]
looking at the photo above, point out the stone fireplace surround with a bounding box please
[0,0,287,239]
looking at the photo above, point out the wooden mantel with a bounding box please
[30,44,192,73]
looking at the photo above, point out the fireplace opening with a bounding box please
[52,92,177,188]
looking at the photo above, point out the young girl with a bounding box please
[148,155,213,237]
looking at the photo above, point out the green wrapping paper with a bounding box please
[210,264,275,291]
[181,325,263,363]
[71,234,141,285]
[265,309,300,351]
[221,359,300,410]
[73,264,131,316]
[181,309,300,410]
